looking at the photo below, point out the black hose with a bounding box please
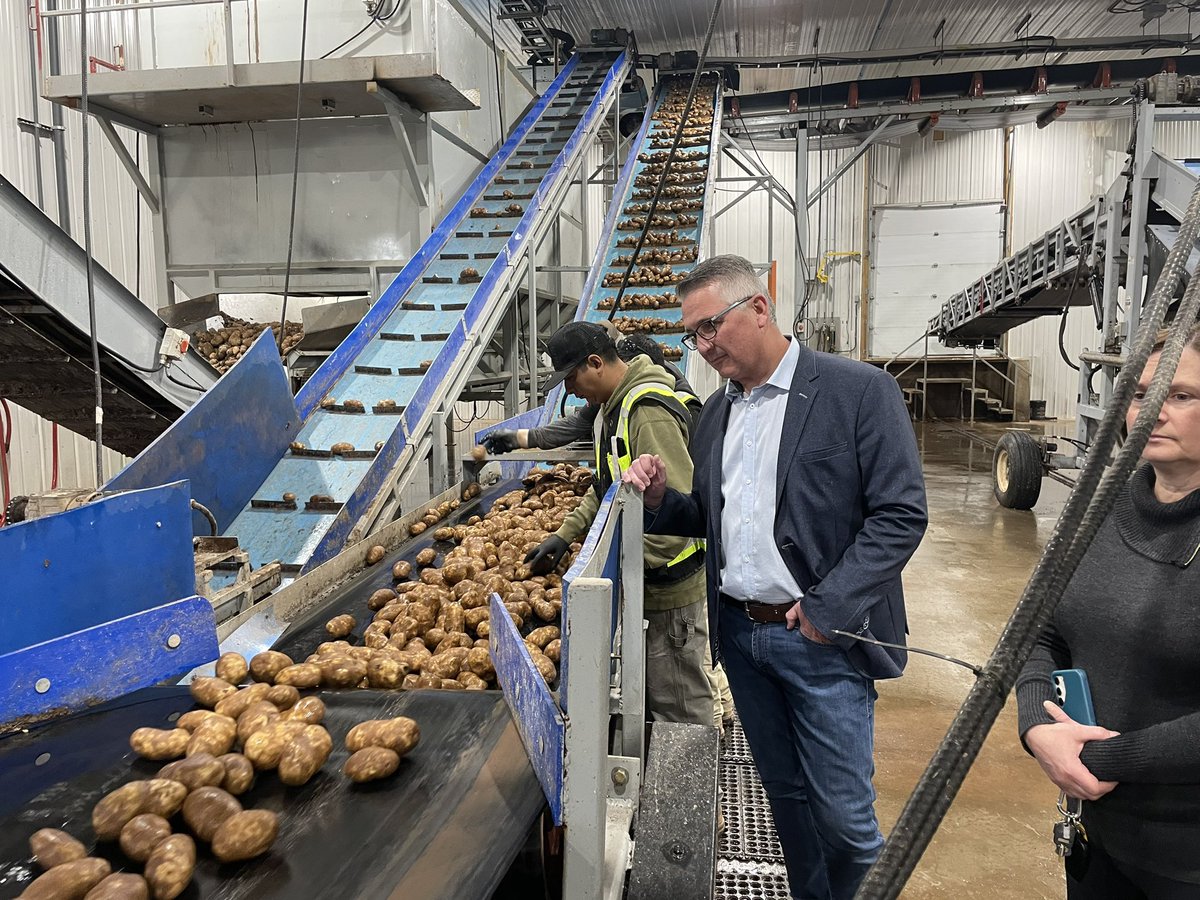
[190,499,219,536]
[857,142,1200,898]
[607,0,723,320]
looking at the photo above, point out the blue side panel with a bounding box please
[0,482,197,654]
[104,331,301,534]
[560,482,621,715]
[293,55,583,421]
[0,596,217,725]
[490,591,564,824]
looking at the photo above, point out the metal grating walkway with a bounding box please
[717,715,792,898]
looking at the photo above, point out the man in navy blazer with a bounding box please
[623,255,927,900]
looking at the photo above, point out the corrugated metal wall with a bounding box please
[2,3,146,497]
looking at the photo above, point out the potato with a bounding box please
[249,651,293,683]
[128,727,189,761]
[243,720,305,770]
[29,828,86,869]
[189,676,237,709]
[464,607,490,630]
[278,729,331,786]
[182,786,242,842]
[330,442,355,455]
[316,640,351,657]
[366,655,408,689]
[211,810,279,863]
[401,673,421,690]
[93,782,150,841]
[408,521,427,536]
[213,683,272,719]
[343,746,400,782]
[187,716,238,757]
[236,701,280,743]
[471,444,488,461]
[526,625,560,648]
[423,627,447,648]
[543,638,561,663]
[531,653,557,684]
[282,696,326,725]
[532,599,558,621]
[19,857,110,900]
[84,873,150,900]
[345,717,420,755]
[218,753,256,796]
[419,568,445,587]
[433,527,455,541]
[415,673,443,689]
[143,834,195,900]
[466,647,496,681]
[273,662,323,689]
[457,671,488,690]
[415,548,437,567]
[265,684,300,710]
[392,560,413,580]
[366,544,386,565]
[363,631,389,650]
[368,587,398,610]
[157,753,224,791]
[214,652,249,685]
[118,814,171,863]
[320,656,367,688]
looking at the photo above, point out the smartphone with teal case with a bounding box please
[1052,668,1097,726]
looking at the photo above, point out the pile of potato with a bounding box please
[18,652,424,898]
[634,171,706,187]
[632,185,702,200]
[612,316,683,335]
[617,214,677,231]
[611,246,697,267]
[285,464,592,697]
[597,292,678,311]
[603,265,684,288]
[624,198,703,215]
[193,317,303,375]
[637,149,707,164]
[617,229,685,248]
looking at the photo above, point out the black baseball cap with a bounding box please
[543,321,617,389]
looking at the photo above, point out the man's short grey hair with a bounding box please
[677,254,773,322]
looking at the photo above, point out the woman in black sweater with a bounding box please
[1017,327,1200,898]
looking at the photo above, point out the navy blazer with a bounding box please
[647,342,928,680]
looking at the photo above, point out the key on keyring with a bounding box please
[1053,816,1077,858]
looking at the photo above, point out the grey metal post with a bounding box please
[795,127,809,312]
[970,345,977,424]
[618,488,645,759]
[528,245,539,406]
[504,301,520,416]
[1125,101,1155,352]
[44,0,72,233]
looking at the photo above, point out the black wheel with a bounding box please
[993,431,1044,510]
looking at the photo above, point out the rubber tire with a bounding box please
[993,431,1043,510]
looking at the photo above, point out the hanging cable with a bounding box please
[858,149,1200,899]
[608,0,724,320]
[79,0,105,485]
[278,0,311,356]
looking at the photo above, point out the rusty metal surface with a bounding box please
[0,687,543,900]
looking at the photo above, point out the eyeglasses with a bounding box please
[681,294,755,350]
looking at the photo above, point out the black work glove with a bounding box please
[525,535,569,575]
[482,429,521,454]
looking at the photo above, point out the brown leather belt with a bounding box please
[720,593,792,624]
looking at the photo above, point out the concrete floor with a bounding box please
[873,421,1071,898]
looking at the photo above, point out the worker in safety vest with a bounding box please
[524,321,719,727]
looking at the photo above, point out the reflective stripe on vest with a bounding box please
[596,383,704,569]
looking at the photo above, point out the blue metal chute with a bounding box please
[0,482,218,725]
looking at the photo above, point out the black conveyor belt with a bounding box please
[0,686,545,899]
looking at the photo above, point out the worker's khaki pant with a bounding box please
[645,597,720,728]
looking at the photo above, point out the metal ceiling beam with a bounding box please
[697,34,1195,71]
[807,115,896,209]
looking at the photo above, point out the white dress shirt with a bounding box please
[719,338,805,603]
